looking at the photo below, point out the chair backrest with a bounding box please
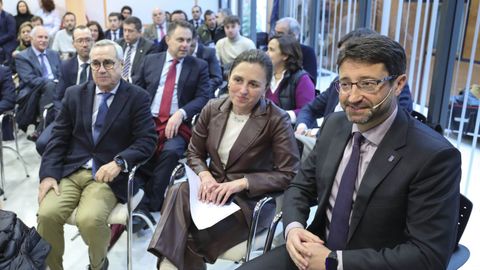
[456,194,473,247]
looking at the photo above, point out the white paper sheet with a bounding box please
[185,165,241,230]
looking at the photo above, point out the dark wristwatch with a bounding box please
[114,155,126,171]
[325,250,338,270]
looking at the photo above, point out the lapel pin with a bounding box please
[388,155,395,162]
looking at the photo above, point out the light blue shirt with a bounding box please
[32,46,54,80]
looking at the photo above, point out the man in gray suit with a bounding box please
[240,35,460,270]
[116,16,156,82]
[143,8,167,44]
[15,26,61,140]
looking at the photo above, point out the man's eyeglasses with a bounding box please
[91,59,117,71]
[336,75,398,94]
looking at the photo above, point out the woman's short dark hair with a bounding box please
[270,34,303,73]
[121,6,132,14]
[229,49,273,87]
[86,20,105,41]
[16,1,32,15]
[40,0,55,13]
[337,34,406,76]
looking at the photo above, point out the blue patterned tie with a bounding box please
[39,53,49,78]
[327,132,364,250]
[92,92,113,178]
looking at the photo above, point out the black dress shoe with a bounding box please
[132,209,156,233]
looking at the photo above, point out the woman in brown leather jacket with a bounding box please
[148,49,300,270]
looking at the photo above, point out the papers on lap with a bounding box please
[185,165,241,230]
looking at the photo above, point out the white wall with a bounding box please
[5,0,219,29]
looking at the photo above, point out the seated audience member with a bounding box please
[117,16,156,82]
[132,20,210,228]
[0,0,17,66]
[105,12,123,41]
[36,25,94,155]
[295,28,413,137]
[35,0,61,38]
[148,49,300,270]
[266,34,315,123]
[36,40,157,270]
[121,5,132,20]
[216,15,256,66]
[31,15,44,27]
[15,26,61,141]
[214,8,231,42]
[87,20,105,42]
[0,66,16,114]
[274,17,318,84]
[189,5,204,29]
[240,34,460,270]
[14,1,33,33]
[51,12,77,60]
[143,8,167,44]
[171,9,188,22]
[197,10,221,47]
[189,29,223,94]
[13,22,33,57]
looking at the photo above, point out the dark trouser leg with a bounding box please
[37,81,56,133]
[237,245,297,270]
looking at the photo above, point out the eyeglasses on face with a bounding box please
[91,59,117,71]
[336,75,398,94]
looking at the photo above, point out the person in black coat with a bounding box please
[14,1,33,34]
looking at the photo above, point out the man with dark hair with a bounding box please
[240,34,460,270]
[37,39,157,270]
[171,9,188,22]
[117,16,156,82]
[189,5,203,29]
[215,15,255,66]
[197,9,221,46]
[133,20,210,229]
[105,12,123,41]
[120,5,132,20]
[275,17,318,84]
[51,12,76,60]
[0,0,17,66]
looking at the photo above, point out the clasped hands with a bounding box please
[286,228,331,270]
[38,161,122,204]
[197,171,248,206]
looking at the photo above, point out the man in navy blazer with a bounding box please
[15,26,62,139]
[37,40,157,270]
[0,66,15,114]
[190,33,222,94]
[0,0,17,66]
[241,35,460,270]
[133,21,210,218]
[104,12,123,41]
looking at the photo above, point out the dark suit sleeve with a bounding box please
[116,89,157,167]
[0,67,16,113]
[398,83,413,113]
[244,111,300,197]
[54,63,67,111]
[15,53,49,88]
[0,14,16,46]
[181,59,211,119]
[301,45,317,84]
[343,147,461,270]
[205,48,223,93]
[296,80,336,128]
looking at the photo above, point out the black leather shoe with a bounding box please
[132,209,156,233]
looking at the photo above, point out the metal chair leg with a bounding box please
[0,129,5,200]
[12,119,29,177]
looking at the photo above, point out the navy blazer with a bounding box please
[0,66,16,113]
[54,55,93,111]
[15,47,62,97]
[0,10,17,65]
[104,29,124,41]
[301,44,317,84]
[196,43,222,93]
[285,109,460,269]
[117,37,156,79]
[133,53,211,121]
[39,80,157,202]
[296,79,414,128]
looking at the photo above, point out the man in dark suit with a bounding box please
[15,26,62,140]
[189,31,222,95]
[0,0,17,66]
[133,20,210,222]
[143,8,168,44]
[36,40,157,270]
[117,16,156,82]
[189,5,204,29]
[275,17,318,84]
[0,66,15,114]
[104,12,123,41]
[240,35,460,270]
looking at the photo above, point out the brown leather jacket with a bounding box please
[187,96,300,226]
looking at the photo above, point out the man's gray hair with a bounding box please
[276,17,301,38]
[90,39,124,60]
[30,25,47,38]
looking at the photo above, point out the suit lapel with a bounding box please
[347,110,408,241]
[27,48,42,75]
[177,56,192,98]
[225,99,268,169]
[132,38,144,68]
[148,53,166,103]
[208,99,230,167]
[96,80,130,144]
[82,81,95,145]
